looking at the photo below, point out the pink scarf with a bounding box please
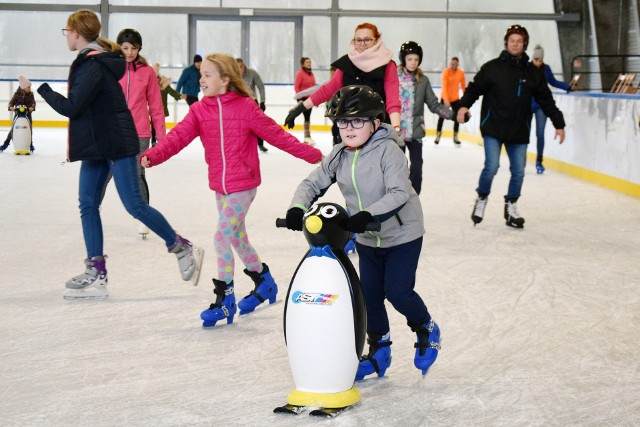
[348,38,393,72]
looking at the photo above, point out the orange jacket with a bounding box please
[441,67,466,102]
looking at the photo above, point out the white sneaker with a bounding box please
[304,137,316,146]
[138,222,150,239]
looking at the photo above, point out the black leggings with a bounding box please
[436,99,460,133]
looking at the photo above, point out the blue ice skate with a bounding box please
[237,263,278,315]
[411,319,441,376]
[355,333,392,380]
[536,160,545,174]
[344,233,357,254]
[200,279,236,327]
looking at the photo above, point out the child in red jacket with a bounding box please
[140,53,322,328]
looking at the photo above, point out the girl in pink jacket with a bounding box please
[141,53,322,328]
[116,28,165,236]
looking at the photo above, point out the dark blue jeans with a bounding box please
[476,136,527,201]
[532,104,547,162]
[356,237,430,335]
[79,155,177,258]
[402,139,424,195]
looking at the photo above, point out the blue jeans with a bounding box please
[79,155,177,258]
[356,237,430,335]
[476,136,527,201]
[532,105,547,162]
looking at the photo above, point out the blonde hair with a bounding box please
[207,54,253,97]
[67,9,121,53]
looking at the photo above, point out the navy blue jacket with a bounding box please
[38,50,139,161]
[459,50,565,144]
[176,64,201,98]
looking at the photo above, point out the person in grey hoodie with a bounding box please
[283,85,441,380]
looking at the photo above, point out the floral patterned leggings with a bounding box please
[214,188,263,284]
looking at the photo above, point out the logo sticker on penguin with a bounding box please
[292,291,339,306]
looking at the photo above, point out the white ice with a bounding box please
[1,128,639,426]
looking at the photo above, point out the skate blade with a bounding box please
[190,246,204,286]
[63,289,109,300]
[238,299,282,317]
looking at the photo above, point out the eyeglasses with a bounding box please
[353,37,375,45]
[61,28,74,36]
[335,118,372,129]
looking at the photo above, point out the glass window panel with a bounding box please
[448,20,564,77]
[338,0,446,11]
[303,16,331,83]
[0,0,88,3]
[249,21,295,83]
[110,0,220,5]
[221,0,330,8]
[0,11,77,80]
[109,13,188,82]
[449,0,555,13]
[195,20,242,60]
[338,17,447,82]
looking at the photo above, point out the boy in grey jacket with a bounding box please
[284,85,441,379]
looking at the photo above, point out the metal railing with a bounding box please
[570,54,640,92]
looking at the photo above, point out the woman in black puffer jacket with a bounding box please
[36,9,203,299]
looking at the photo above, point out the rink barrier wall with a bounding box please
[2,80,638,199]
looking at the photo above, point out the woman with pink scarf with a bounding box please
[285,23,401,137]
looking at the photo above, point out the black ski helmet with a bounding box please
[504,24,529,50]
[325,85,385,121]
[117,28,143,48]
[399,41,423,67]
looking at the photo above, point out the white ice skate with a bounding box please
[138,222,150,240]
[170,236,204,286]
[64,257,109,300]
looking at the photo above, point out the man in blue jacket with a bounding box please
[457,25,566,229]
[177,54,202,106]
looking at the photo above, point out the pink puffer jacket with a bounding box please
[119,61,165,139]
[141,91,322,195]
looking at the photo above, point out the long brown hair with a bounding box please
[67,9,121,53]
[206,54,253,98]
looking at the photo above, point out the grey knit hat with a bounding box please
[532,45,544,60]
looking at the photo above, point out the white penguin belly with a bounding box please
[12,116,31,152]
[285,255,358,393]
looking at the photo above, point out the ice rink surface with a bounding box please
[1,128,639,426]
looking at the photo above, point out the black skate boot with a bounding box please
[433,131,441,145]
[504,199,525,228]
[471,195,488,226]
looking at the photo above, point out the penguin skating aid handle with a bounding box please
[275,218,381,232]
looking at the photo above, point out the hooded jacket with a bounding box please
[290,123,424,248]
[38,49,139,161]
[141,91,322,195]
[119,61,165,139]
[398,68,453,140]
[458,50,565,144]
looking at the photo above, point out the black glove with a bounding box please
[285,207,305,231]
[345,211,374,233]
[284,102,307,129]
[259,102,266,111]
